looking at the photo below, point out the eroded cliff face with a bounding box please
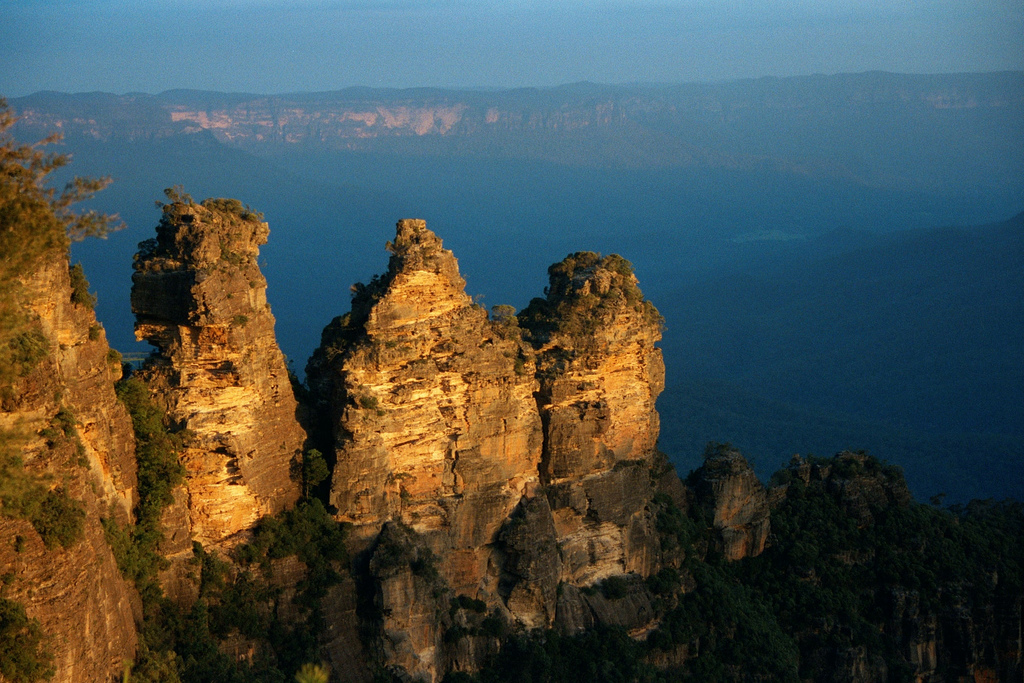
[307,225,672,680]
[689,444,771,561]
[131,197,303,550]
[520,252,666,586]
[310,220,543,588]
[0,252,138,683]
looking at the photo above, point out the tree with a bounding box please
[294,662,329,683]
[0,98,120,285]
[0,97,121,382]
[302,449,330,499]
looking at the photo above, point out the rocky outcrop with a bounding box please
[497,495,561,629]
[689,444,770,561]
[0,252,138,683]
[308,226,673,680]
[785,451,913,526]
[310,219,543,595]
[520,252,666,583]
[131,196,303,549]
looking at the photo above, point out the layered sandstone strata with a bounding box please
[520,252,666,585]
[0,252,138,683]
[131,196,303,549]
[309,219,543,593]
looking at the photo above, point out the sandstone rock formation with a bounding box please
[309,219,543,595]
[131,196,303,549]
[0,251,138,683]
[689,443,770,561]
[308,228,673,681]
[520,252,666,584]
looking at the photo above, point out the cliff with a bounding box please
[0,250,139,683]
[688,443,770,560]
[304,223,672,679]
[310,220,542,567]
[521,252,666,587]
[2,179,1020,682]
[131,195,304,550]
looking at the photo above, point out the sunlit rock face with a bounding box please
[310,225,675,680]
[0,251,138,683]
[520,252,666,585]
[310,219,543,592]
[131,197,303,549]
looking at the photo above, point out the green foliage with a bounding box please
[2,330,49,381]
[29,488,85,550]
[0,598,55,682]
[68,263,96,309]
[652,492,702,554]
[294,663,330,683]
[0,414,85,550]
[232,315,249,327]
[119,499,348,683]
[0,98,119,389]
[106,376,186,587]
[519,252,663,344]
[490,304,518,327]
[160,185,193,206]
[201,197,264,223]
[723,453,1024,679]
[649,561,800,681]
[233,499,348,583]
[301,449,330,499]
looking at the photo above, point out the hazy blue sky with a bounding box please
[2,0,1022,95]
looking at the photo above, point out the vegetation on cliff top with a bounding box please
[452,451,1022,682]
[519,252,662,343]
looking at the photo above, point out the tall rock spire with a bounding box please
[520,252,666,584]
[131,195,303,548]
[311,220,543,583]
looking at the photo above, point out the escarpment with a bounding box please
[131,196,304,549]
[0,250,139,683]
[4,202,1020,683]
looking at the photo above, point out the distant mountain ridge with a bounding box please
[12,71,1024,194]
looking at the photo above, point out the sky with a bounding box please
[2,0,1022,95]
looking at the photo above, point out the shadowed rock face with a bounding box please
[690,445,770,561]
[131,197,303,549]
[0,252,138,683]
